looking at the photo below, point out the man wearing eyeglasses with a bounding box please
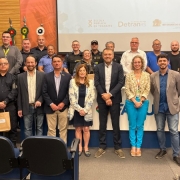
[146,39,170,74]
[0,58,17,147]
[0,31,23,75]
[121,37,147,75]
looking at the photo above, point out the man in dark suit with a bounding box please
[42,55,71,143]
[17,55,45,138]
[94,48,125,158]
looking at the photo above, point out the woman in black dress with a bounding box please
[68,64,95,157]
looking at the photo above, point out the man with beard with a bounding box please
[94,48,125,158]
[38,45,55,73]
[17,55,45,138]
[20,38,37,73]
[168,41,180,72]
[151,54,180,166]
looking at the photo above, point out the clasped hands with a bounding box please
[50,102,65,111]
[102,93,112,106]
[134,101,142,108]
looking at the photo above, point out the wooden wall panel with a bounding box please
[0,0,21,49]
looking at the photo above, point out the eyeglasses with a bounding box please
[2,36,11,39]
[131,42,138,44]
[0,63,9,66]
[153,44,161,46]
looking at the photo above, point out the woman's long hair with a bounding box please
[74,64,89,87]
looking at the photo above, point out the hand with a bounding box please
[134,101,142,108]
[58,102,65,110]
[106,99,112,106]
[102,93,111,101]
[79,110,86,116]
[35,101,41,108]
[18,110,23,117]
[50,103,59,111]
[0,102,6,109]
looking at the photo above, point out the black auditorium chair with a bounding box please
[21,136,80,180]
[0,136,29,180]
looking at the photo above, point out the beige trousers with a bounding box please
[46,109,68,144]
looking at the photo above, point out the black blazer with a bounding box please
[42,71,71,114]
[17,70,45,115]
[94,62,124,104]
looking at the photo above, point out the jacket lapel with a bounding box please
[22,72,28,91]
[166,70,172,90]
[155,71,160,93]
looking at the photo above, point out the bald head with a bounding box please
[37,35,45,48]
[171,40,179,53]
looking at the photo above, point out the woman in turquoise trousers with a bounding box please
[125,55,150,157]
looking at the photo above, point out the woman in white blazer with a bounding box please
[68,64,95,157]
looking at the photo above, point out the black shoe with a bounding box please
[173,156,180,166]
[84,150,91,157]
[79,151,82,156]
[155,150,167,159]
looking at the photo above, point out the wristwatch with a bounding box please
[3,101,7,105]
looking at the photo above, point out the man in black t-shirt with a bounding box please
[64,40,83,75]
[168,40,180,72]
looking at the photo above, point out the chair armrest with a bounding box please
[70,138,80,152]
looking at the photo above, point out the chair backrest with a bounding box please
[21,136,69,176]
[0,136,16,174]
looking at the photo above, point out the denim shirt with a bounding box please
[159,70,169,113]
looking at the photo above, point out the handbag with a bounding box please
[0,111,11,132]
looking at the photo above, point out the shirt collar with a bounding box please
[104,61,113,67]
[27,69,36,76]
[159,69,169,76]
[128,49,140,53]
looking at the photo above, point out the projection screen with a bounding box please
[57,0,180,52]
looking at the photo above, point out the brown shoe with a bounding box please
[131,147,136,157]
[94,148,105,158]
[115,149,125,158]
[136,148,141,157]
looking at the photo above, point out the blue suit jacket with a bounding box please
[42,71,71,114]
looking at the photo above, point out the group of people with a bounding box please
[0,30,180,166]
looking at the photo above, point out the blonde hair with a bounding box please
[131,55,145,70]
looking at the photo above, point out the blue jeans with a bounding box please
[154,112,180,157]
[125,97,149,148]
[23,105,44,138]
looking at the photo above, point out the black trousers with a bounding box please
[98,103,121,150]
[0,107,17,143]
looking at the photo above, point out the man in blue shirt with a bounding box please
[38,45,55,73]
[146,39,170,74]
[150,54,180,166]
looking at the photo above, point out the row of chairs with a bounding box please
[0,136,80,180]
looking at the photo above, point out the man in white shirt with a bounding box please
[121,37,147,75]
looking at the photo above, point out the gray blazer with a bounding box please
[17,70,45,116]
[150,69,180,115]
